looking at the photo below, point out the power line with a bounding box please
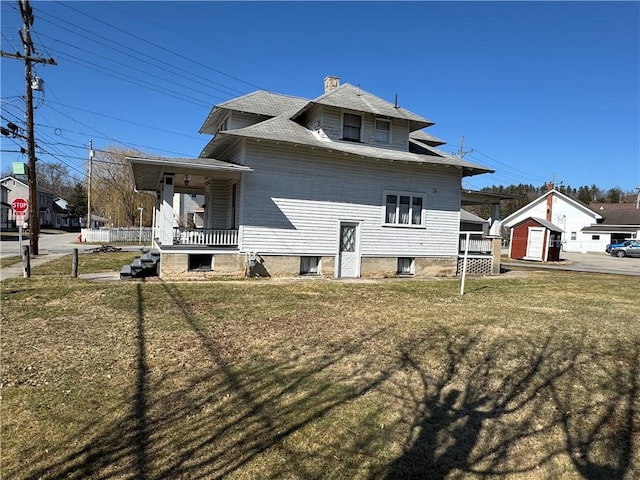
[36,6,249,98]
[55,1,262,93]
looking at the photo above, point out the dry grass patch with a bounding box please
[30,251,139,276]
[2,272,639,479]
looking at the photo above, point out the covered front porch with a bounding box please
[127,156,253,250]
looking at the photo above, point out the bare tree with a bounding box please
[90,146,154,227]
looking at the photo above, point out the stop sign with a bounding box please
[11,198,28,213]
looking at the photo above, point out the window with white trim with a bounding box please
[571,232,577,240]
[342,113,362,142]
[375,119,391,143]
[383,192,425,226]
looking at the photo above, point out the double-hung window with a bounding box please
[384,192,425,226]
[343,113,362,142]
[375,119,391,143]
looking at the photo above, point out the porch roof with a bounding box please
[127,156,253,192]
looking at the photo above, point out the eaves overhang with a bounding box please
[126,156,252,192]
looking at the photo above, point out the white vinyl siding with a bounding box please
[313,107,409,150]
[240,142,461,257]
[208,179,235,229]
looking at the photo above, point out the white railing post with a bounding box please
[460,232,471,295]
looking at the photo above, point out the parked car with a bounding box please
[609,242,640,258]
[605,239,634,253]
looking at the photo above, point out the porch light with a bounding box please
[183,175,190,187]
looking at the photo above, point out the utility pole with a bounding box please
[458,135,473,159]
[87,139,93,229]
[1,0,56,255]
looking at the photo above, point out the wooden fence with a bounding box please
[81,228,153,243]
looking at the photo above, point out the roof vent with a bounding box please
[324,76,340,93]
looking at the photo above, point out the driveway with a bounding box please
[502,250,640,276]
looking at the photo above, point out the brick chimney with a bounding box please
[324,76,340,93]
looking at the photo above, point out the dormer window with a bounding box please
[375,119,391,143]
[342,113,362,142]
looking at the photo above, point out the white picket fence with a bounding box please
[81,228,153,243]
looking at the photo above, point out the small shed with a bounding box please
[509,217,563,262]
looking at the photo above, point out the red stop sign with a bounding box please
[12,198,28,213]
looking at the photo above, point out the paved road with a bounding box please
[0,231,144,281]
[502,250,640,276]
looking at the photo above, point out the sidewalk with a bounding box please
[0,253,68,281]
[0,253,121,282]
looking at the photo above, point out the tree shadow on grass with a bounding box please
[9,285,639,480]
[384,330,639,479]
[14,281,395,479]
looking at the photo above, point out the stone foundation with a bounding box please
[158,252,459,280]
[360,256,457,278]
[159,252,245,280]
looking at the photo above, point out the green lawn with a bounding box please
[1,270,639,479]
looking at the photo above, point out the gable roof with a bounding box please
[502,189,602,226]
[0,175,55,194]
[200,91,308,134]
[209,116,492,177]
[513,216,564,232]
[292,83,433,131]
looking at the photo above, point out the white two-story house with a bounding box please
[127,77,495,279]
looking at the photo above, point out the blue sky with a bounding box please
[1,1,639,194]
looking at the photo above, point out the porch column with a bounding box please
[205,178,215,228]
[159,174,174,245]
[488,202,502,274]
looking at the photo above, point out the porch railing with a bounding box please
[173,228,238,246]
[459,233,492,254]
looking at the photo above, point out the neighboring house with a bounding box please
[80,213,109,229]
[0,175,55,228]
[127,76,498,280]
[53,197,81,229]
[502,187,604,253]
[1,184,10,228]
[508,217,563,262]
[585,202,640,245]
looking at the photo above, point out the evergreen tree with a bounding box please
[67,184,87,217]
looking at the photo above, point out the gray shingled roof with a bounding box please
[529,217,564,232]
[461,209,488,223]
[199,91,309,134]
[214,116,492,177]
[597,209,640,226]
[294,83,433,131]
[409,130,446,146]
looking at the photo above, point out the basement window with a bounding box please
[188,254,213,271]
[397,257,414,275]
[300,256,320,275]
